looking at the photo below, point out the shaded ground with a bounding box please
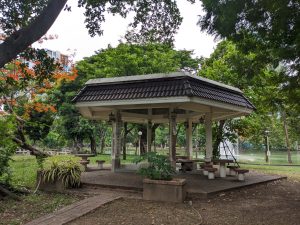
[0,192,83,225]
[68,179,300,225]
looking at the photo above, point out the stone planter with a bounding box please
[143,178,186,203]
[36,171,66,192]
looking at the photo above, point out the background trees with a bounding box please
[55,42,200,154]
[199,0,300,106]
[199,40,299,162]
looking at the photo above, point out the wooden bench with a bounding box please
[96,160,105,169]
[234,169,249,181]
[227,165,239,176]
[206,167,217,180]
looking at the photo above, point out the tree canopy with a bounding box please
[199,0,300,105]
[0,0,198,68]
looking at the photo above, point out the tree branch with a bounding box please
[0,0,67,68]
[12,137,48,157]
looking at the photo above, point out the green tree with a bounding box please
[199,40,298,162]
[199,0,300,105]
[0,0,197,68]
[57,43,200,156]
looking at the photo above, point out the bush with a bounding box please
[41,155,83,188]
[134,152,175,180]
[0,116,18,184]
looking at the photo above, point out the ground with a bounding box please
[1,152,300,225]
[0,192,83,225]
[68,179,300,225]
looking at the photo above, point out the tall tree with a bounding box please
[0,0,197,68]
[66,43,200,156]
[199,40,298,162]
[0,51,77,157]
[199,0,300,105]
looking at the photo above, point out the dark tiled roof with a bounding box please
[73,76,255,109]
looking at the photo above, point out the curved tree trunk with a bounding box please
[0,0,67,67]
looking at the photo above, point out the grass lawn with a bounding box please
[10,155,38,189]
[238,150,300,165]
[242,164,300,180]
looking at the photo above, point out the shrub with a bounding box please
[0,116,18,184]
[134,152,175,180]
[41,155,83,188]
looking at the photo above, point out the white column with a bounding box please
[147,120,152,152]
[188,119,193,159]
[186,119,193,159]
[111,110,122,172]
[169,110,176,168]
[205,112,213,162]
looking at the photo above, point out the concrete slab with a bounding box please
[81,170,286,197]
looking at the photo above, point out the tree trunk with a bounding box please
[282,111,292,164]
[0,0,67,68]
[0,185,20,200]
[12,137,48,157]
[213,120,225,159]
[151,124,160,148]
[100,136,105,154]
[123,122,128,160]
[90,135,97,155]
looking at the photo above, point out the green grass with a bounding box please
[238,151,300,165]
[10,155,38,189]
[89,154,137,165]
[8,151,300,189]
[242,164,300,180]
[9,154,140,188]
[237,151,300,180]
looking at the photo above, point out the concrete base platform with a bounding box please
[81,169,286,197]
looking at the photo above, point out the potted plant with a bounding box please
[135,152,186,203]
[37,155,83,192]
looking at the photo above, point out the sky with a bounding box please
[34,1,217,62]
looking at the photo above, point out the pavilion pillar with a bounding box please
[169,110,177,168]
[147,120,152,152]
[186,119,193,159]
[205,112,213,162]
[111,110,122,172]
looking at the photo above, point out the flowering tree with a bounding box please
[0,49,78,157]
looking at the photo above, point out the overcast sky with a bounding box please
[34,1,217,62]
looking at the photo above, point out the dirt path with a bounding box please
[68,180,300,225]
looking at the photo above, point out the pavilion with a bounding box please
[73,72,255,172]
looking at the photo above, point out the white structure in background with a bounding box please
[45,49,71,72]
[219,139,239,160]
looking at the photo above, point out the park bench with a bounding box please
[206,167,217,180]
[234,168,249,181]
[96,160,105,169]
[15,149,30,155]
[227,165,239,176]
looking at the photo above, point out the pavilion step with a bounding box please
[81,182,143,192]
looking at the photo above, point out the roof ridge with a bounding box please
[183,78,193,97]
